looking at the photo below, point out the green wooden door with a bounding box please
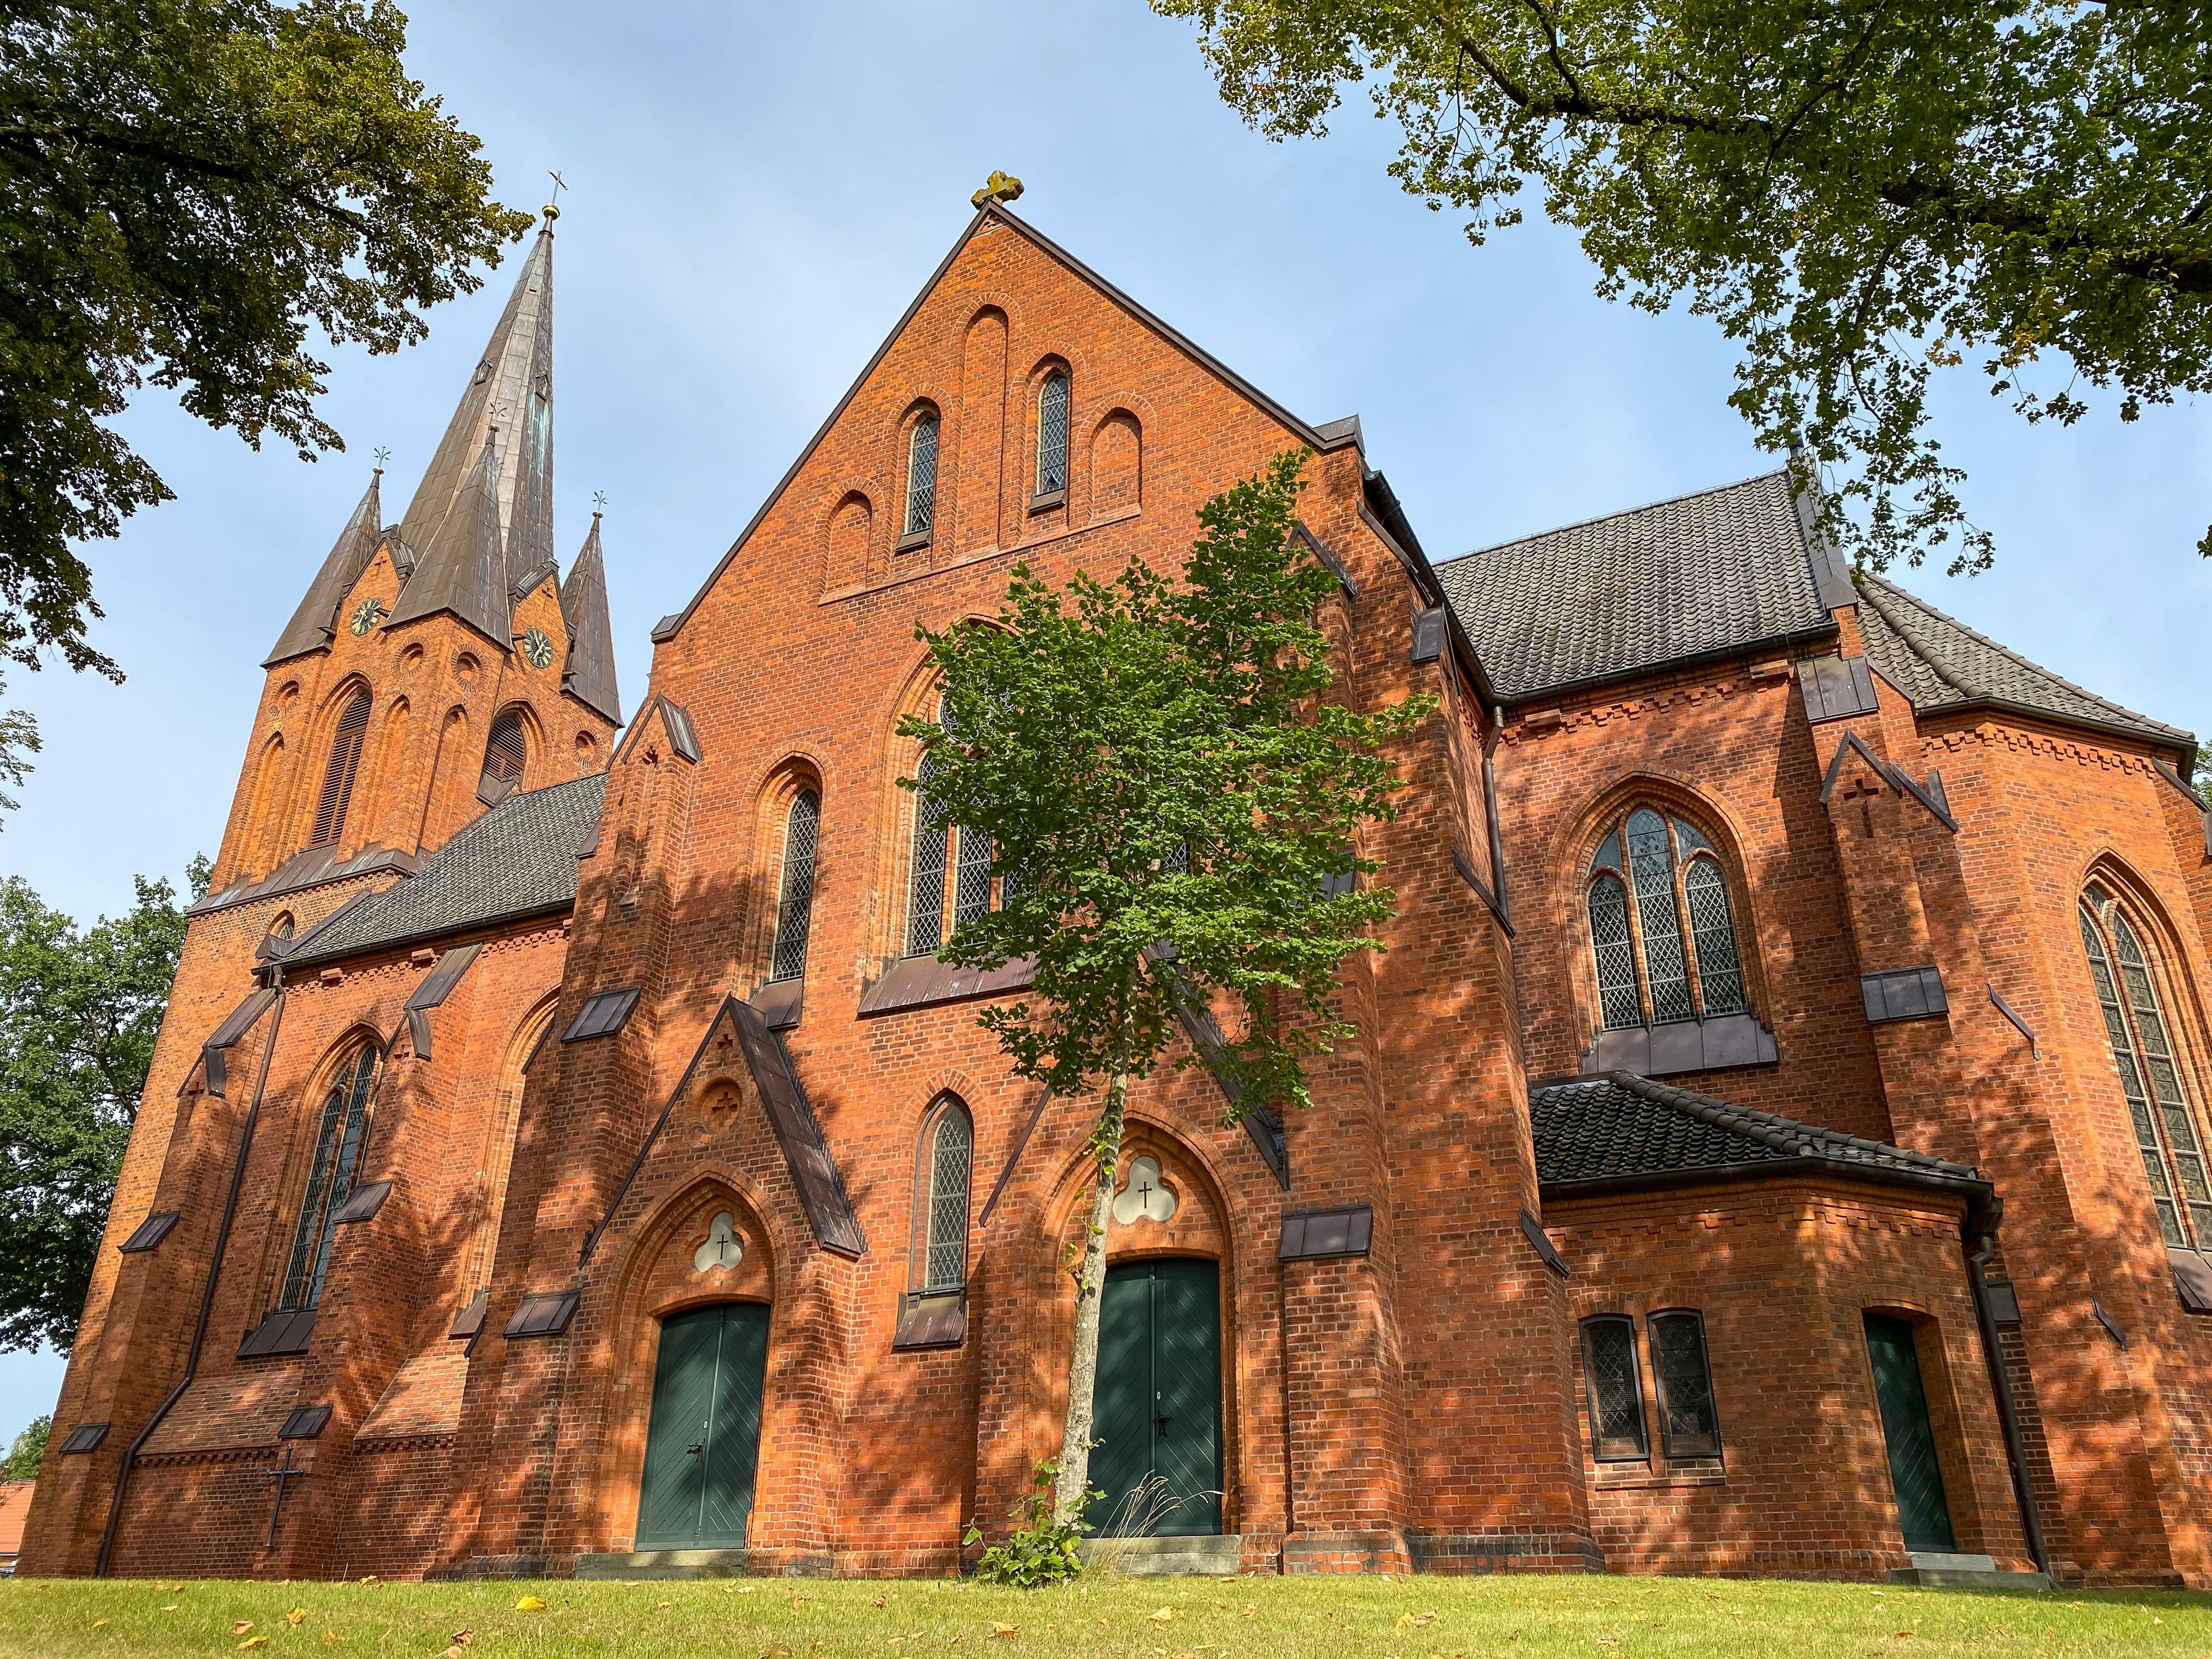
[1865,1313,1957,1554]
[1090,1259,1222,1537]
[636,1302,770,1549]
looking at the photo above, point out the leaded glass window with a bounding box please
[768,790,820,983]
[1581,1316,1648,1461]
[1036,372,1070,495]
[1586,807,1752,1030]
[906,748,947,957]
[953,823,994,927]
[1649,1309,1722,1459]
[904,411,939,539]
[2082,887,2212,1246]
[923,1101,974,1288]
[279,1043,380,1312]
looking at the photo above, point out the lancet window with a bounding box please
[904,696,1001,956]
[904,411,939,541]
[308,687,372,849]
[918,1097,974,1289]
[279,1041,380,1312]
[1035,371,1070,496]
[2081,883,2212,1247]
[768,789,821,983]
[1586,806,1748,1029]
[481,709,527,793]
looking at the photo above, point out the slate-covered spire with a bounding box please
[559,511,621,724]
[389,430,507,644]
[264,468,384,666]
[393,215,555,622]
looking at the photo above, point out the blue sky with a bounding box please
[3,0,2207,1445]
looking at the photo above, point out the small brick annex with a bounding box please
[20,199,2212,1587]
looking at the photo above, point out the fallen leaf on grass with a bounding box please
[1397,1609,1438,1628]
[321,1634,344,1646]
[288,1608,308,1626]
[1892,1632,1918,1641]
[441,1648,465,1658]
[358,1575,378,1585]
[760,1646,793,1659]
[238,1640,270,1652]
[449,1630,475,1647]
[515,1596,547,1611]
[990,1622,1018,1638]
[1148,1607,1181,1623]
[91,1618,108,1628]
[1240,1604,1256,1619]
[161,1605,180,1612]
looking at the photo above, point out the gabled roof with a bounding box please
[1434,470,1843,701]
[397,221,556,601]
[559,513,621,724]
[1855,572,2193,752]
[285,772,605,966]
[1531,1071,1992,1221]
[387,431,509,644]
[649,200,1361,648]
[264,469,384,666]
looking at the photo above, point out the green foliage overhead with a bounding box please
[4,1413,47,1480]
[1154,0,2212,570]
[0,0,535,681]
[903,450,1431,1119]
[0,869,193,1354]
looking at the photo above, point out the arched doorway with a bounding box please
[636,1302,769,1548]
[1091,1258,1222,1537]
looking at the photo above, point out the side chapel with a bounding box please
[21,196,2212,1587]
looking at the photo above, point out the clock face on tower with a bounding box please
[348,597,387,636]
[520,626,555,670]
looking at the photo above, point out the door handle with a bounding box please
[1154,1414,1171,1435]
[687,1442,705,1457]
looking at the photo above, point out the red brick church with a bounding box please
[21,198,2212,1587]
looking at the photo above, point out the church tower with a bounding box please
[206,210,620,898]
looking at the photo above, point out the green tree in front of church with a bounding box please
[0,0,536,706]
[1155,0,2212,574]
[4,1415,47,1480]
[0,859,203,1355]
[903,452,1431,1550]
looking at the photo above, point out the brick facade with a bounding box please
[18,202,2210,1585]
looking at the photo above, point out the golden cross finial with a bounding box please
[971,169,1024,209]
[544,169,567,222]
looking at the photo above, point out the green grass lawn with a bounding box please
[0,1571,2203,1658]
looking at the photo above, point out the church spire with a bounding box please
[559,511,620,724]
[394,215,555,613]
[264,466,384,666]
[389,429,507,644]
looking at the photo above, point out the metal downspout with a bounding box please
[1966,1229,2050,1576]
[94,976,287,1577]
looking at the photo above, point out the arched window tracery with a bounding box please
[2081,882,2212,1246]
[1585,805,1750,1030]
[918,1097,974,1289]
[1035,371,1070,496]
[279,1041,380,1312]
[768,788,821,983]
[904,411,939,541]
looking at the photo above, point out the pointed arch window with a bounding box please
[308,687,372,848]
[905,696,1002,956]
[1035,371,1070,496]
[2081,884,2212,1246]
[918,1098,974,1289]
[1586,807,1749,1029]
[279,1042,380,1312]
[768,789,821,983]
[903,411,939,541]
[481,710,527,794]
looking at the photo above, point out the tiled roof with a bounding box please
[287,772,604,965]
[1855,573,2193,749]
[1434,471,1842,700]
[1531,1071,1982,1191]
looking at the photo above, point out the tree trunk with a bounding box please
[1051,1067,1128,1530]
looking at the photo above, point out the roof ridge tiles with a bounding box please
[1596,1070,1976,1179]
[1440,468,1796,566]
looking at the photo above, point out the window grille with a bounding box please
[1684,858,1747,1015]
[923,1103,974,1288]
[1649,1309,1722,1459]
[1587,808,1751,1032]
[308,688,372,848]
[906,749,948,956]
[2082,889,2212,1245]
[1036,373,1070,495]
[1589,873,1641,1029]
[953,826,994,928]
[482,710,527,789]
[904,412,939,539]
[768,790,820,983]
[278,1043,379,1312]
[1580,1316,1648,1460]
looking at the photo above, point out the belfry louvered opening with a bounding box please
[309,687,372,849]
[481,709,527,792]
[768,789,820,984]
[1586,807,1750,1032]
[2081,882,2212,1247]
